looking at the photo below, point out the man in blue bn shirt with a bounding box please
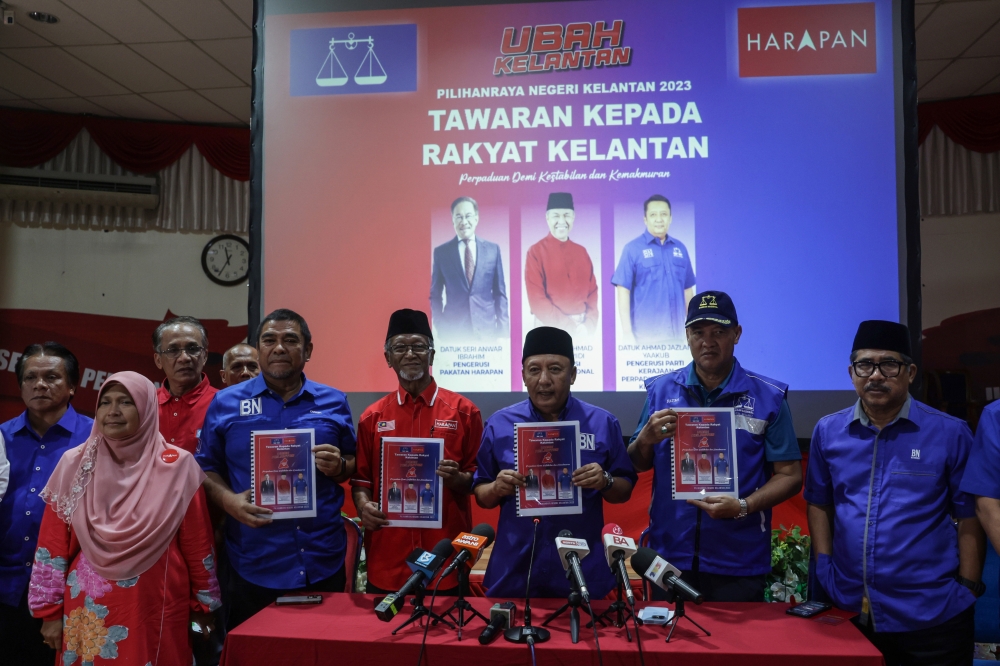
[628,291,802,602]
[807,320,983,666]
[473,327,637,599]
[962,397,1000,586]
[0,343,93,666]
[197,309,357,629]
[611,195,696,344]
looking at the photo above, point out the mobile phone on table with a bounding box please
[786,600,831,618]
[276,594,323,606]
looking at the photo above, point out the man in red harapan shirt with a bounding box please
[153,315,218,454]
[352,309,483,594]
[524,192,599,337]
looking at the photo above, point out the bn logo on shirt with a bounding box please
[579,433,595,451]
[240,398,262,416]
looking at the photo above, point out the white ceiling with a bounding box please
[0,0,997,126]
[916,0,1000,99]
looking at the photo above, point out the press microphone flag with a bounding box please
[601,523,637,605]
[439,523,496,578]
[555,529,591,602]
[375,538,454,621]
[601,523,637,566]
[630,547,703,604]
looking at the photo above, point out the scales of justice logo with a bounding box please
[316,32,387,87]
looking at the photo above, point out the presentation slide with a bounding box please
[259,0,903,395]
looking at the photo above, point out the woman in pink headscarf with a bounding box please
[27,372,220,665]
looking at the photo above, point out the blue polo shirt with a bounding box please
[0,405,93,607]
[611,231,695,342]
[196,373,356,590]
[806,397,977,633]
[960,400,1000,499]
[473,395,638,599]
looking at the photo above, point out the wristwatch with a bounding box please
[956,575,986,597]
[602,471,615,492]
[735,498,749,520]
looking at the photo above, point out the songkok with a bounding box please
[546,192,574,211]
[685,291,738,328]
[852,320,910,356]
[386,309,433,342]
[522,326,574,365]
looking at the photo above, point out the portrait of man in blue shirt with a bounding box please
[807,320,983,666]
[473,327,637,599]
[430,196,509,341]
[0,343,93,666]
[611,195,696,344]
[628,291,802,602]
[197,309,357,630]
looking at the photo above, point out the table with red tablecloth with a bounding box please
[221,594,882,666]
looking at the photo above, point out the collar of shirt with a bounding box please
[642,230,673,247]
[526,394,575,421]
[684,361,736,405]
[397,379,439,407]
[245,372,316,402]
[158,373,213,406]
[852,395,913,429]
[10,403,82,440]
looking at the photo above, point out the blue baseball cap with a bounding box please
[685,291,738,328]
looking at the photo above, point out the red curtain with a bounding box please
[0,107,250,181]
[918,93,1000,153]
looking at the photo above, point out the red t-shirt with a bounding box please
[157,374,218,454]
[524,233,599,332]
[352,380,482,590]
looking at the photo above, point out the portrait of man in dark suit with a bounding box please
[430,196,509,341]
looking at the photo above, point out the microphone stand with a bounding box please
[588,557,636,638]
[435,563,488,640]
[391,583,456,635]
[504,519,551,645]
[541,582,584,644]
[664,581,711,643]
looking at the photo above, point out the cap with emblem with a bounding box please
[522,326,574,365]
[546,192,574,211]
[852,320,911,356]
[386,308,433,342]
[685,291,738,328]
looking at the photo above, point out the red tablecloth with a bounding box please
[221,594,883,666]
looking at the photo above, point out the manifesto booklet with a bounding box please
[514,421,582,517]
[251,428,317,519]
[671,408,739,500]
[379,437,444,529]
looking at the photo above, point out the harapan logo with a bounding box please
[738,3,876,77]
[494,21,631,76]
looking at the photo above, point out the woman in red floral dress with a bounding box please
[28,371,220,665]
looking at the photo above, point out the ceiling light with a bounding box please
[28,11,58,23]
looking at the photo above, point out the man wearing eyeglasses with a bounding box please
[524,192,599,337]
[806,320,983,665]
[351,309,483,595]
[430,196,509,341]
[153,315,217,454]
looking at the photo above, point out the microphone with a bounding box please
[630,547,703,604]
[601,523,637,605]
[478,601,516,645]
[555,529,591,602]
[439,523,496,579]
[374,538,454,621]
[504,518,550,644]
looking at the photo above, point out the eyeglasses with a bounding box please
[157,346,206,359]
[852,360,907,378]
[390,344,432,356]
[453,213,477,223]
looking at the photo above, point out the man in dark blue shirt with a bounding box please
[473,327,637,599]
[807,320,982,665]
[197,309,357,629]
[0,343,92,666]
